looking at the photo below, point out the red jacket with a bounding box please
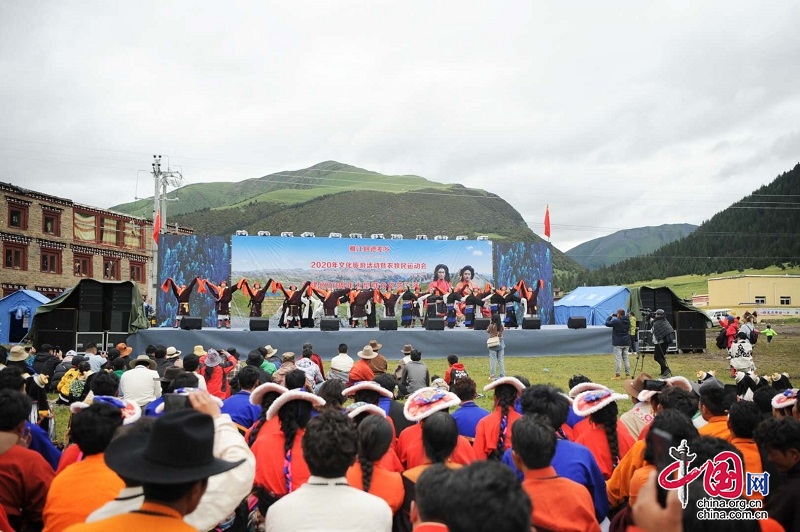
[444,363,467,385]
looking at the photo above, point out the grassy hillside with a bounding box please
[111,161,450,218]
[567,223,697,269]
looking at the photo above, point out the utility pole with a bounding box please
[148,155,182,297]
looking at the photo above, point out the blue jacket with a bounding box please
[222,391,261,429]
[451,401,490,439]
[502,438,609,522]
[605,315,631,347]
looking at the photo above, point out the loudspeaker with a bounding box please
[379,318,398,331]
[522,317,541,330]
[320,318,340,331]
[425,318,445,330]
[249,318,270,331]
[110,284,133,309]
[79,282,103,311]
[567,316,587,329]
[676,311,706,330]
[180,317,203,330]
[109,310,130,332]
[35,330,76,352]
[39,308,76,331]
[473,318,490,330]
[677,329,706,350]
[78,310,102,332]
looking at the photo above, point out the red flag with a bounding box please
[544,204,551,238]
[152,213,161,243]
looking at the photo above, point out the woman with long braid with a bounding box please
[250,373,325,516]
[572,386,635,480]
[473,377,524,460]
[345,414,404,513]
[246,371,308,446]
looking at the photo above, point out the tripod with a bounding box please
[632,350,646,375]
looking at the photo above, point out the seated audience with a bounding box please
[474,377,524,460]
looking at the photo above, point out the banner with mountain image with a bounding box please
[155,235,553,326]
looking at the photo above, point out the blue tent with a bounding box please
[554,286,630,325]
[0,290,50,344]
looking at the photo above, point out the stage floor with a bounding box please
[126,323,611,361]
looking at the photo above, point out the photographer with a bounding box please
[650,309,674,378]
[605,309,631,380]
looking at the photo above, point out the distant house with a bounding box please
[708,274,800,318]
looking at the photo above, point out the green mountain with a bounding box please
[110,161,588,286]
[577,163,800,286]
[566,224,697,269]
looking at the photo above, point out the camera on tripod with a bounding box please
[640,308,652,320]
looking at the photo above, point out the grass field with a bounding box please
[50,326,799,445]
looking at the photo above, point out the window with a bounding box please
[41,250,62,274]
[43,212,61,236]
[103,257,120,280]
[780,296,791,305]
[8,205,28,229]
[74,253,92,277]
[754,296,766,304]
[130,261,145,283]
[3,243,27,270]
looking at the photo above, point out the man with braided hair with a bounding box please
[266,410,392,532]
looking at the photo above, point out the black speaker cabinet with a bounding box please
[473,318,490,330]
[109,310,130,332]
[522,317,541,330]
[320,318,340,331]
[180,317,203,330]
[249,318,270,331]
[39,308,76,331]
[425,318,445,330]
[379,318,398,331]
[567,316,587,329]
[676,311,706,330]
[677,329,706,350]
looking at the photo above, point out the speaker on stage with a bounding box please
[249,318,270,331]
[379,318,398,331]
[522,317,541,330]
[473,318,490,330]
[567,316,587,329]
[180,317,203,330]
[320,318,340,331]
[425,318,445,331]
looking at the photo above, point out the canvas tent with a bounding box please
[0,290,50,344]
[554,286,630,326]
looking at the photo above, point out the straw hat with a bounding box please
[166,346,181,359]
[8,345,28,362]
[264,345,278,357]
[129,355,156,370]
[193,345,205,356]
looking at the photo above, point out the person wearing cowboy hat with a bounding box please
[620,373,655,440]
[392,344,414,385]
[347,346,376,387]
[115,343,134,359]
[154,345,179,379]
[366,340,388,376]
[119,355,161,408]
[67,407,245,532]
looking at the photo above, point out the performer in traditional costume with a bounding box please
[202,279,241,328]
[484,286,507,319]
[518,279,544,317]
[239,278,275,317]
[350,288,375,328]
[276,281,312,328]
[162,276,202,327]
[503,287,522,329]
[461,285,490,328]
[399,286,418,328]
[377,289,401,318]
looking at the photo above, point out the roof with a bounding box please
[708,274,800,281]
[554,286,629,307]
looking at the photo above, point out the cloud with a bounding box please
[1,1,799,253]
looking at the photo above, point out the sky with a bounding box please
[1,1,799,252]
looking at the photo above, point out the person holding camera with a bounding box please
[650,309,674,378]
[606,309,631,380]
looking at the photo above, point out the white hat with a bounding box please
[166,346,181,359]
[266,390,326,421]
[568,382,609,399]
[484,376,526,393]
[573,388,628,417]
[342,381,393,399]
[403,387,461,422]
[772,388,798,411]
[250,382,288,406]
[70,396,142,425]
[346,402,387,419]
[637,376,693,403]
[357,346,377,360]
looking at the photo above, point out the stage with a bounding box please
[125,323,611,361]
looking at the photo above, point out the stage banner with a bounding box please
[156,234,231,327]
[494,242,554,325]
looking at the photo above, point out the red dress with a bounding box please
[473,407,522,460]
